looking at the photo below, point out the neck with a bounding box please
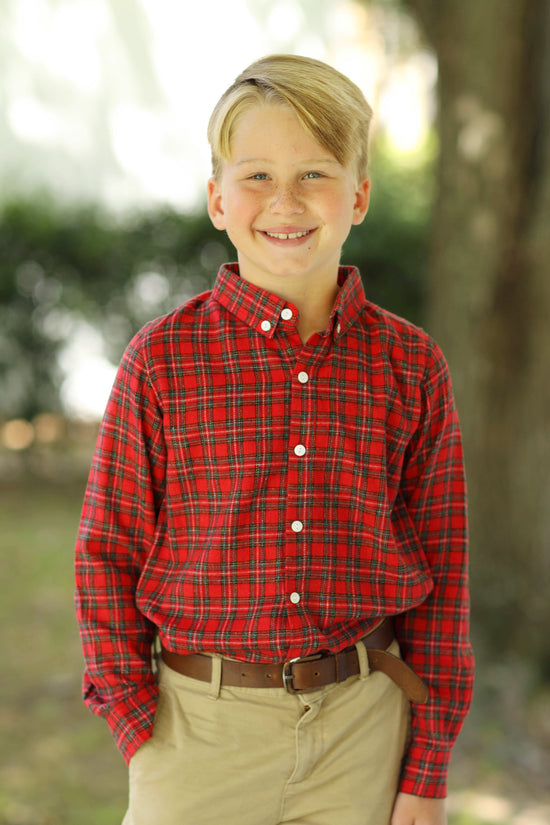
[295,286,339,343]
[237,265,340,344]
[264,280,339,344]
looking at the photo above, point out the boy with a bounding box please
[75,55,474,825]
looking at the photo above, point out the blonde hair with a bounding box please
[207,54,373,180]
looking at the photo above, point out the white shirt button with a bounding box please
[289,591,301,604]
[281,308,293,321]
[260,320,272,332]
[291,520,304,533]
[294,444,306,457]
[297,371,309,384]
[336,323,342,334]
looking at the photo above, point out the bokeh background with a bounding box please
[1,1,549,823]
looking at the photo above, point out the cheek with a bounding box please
[230,190,263,217]
[315,187,355,221]
[323,200,355,230]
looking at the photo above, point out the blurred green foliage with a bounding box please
[0,147,432,419]
[343,144,434,323]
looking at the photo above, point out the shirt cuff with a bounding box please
[101,683,159,765]
[398,739,452,798]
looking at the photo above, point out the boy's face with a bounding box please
[207,104,370,296]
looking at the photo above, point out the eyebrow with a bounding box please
[234,157,340,166]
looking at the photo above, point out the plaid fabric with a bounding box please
[75,264,474,797]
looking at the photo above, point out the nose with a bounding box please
[269,185,305,215]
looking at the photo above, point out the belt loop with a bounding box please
[208,655,222,700]
[355,640,370,681]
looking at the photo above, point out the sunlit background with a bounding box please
[1,0,435,419]
[3,0,433,208]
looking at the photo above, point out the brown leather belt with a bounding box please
[161,619,428,704]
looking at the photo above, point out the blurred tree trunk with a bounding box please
[400,0,550,665]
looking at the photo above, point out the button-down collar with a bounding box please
[330,266,369,340]
[211,263,368,340]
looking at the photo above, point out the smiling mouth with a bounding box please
[262,229,314,240]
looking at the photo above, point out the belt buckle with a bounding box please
[282,657,304,694]
[282,653,325,694]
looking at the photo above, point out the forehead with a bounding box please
[228,103,339,164]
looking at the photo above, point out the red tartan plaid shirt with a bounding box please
[75,264,474,798]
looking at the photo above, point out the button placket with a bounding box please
[284,355,323,628]
[283,364,310,626]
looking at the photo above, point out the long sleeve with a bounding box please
[75,335,166,763]
[394,345,474,797]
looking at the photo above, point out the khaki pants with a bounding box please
[122,639,410,825]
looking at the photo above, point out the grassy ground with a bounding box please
[0,475,127,825]
[1,471,549,824]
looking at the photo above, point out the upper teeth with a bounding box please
[265,230,310,239]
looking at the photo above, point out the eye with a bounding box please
[303,171,323,180]
[250,173,270,181]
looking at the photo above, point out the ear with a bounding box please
[351,177,371,226]
[207,176,226,230]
